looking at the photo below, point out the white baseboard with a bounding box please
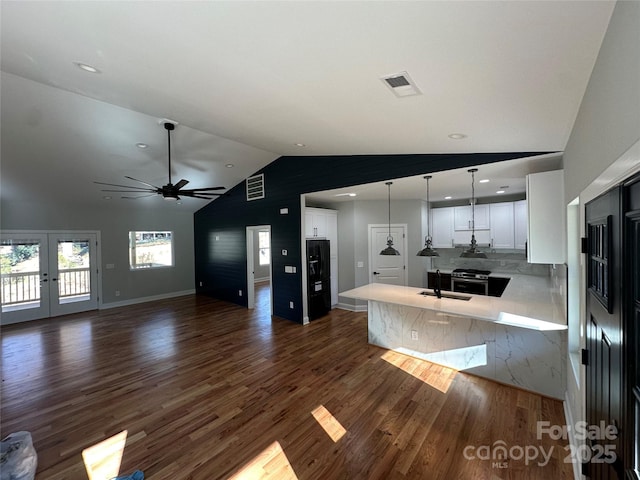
[564,392,583,480]
[336,302,368,312]
[100,289,196,310]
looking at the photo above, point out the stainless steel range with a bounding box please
[451,268,491,295]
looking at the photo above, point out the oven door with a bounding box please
[452,277,488,295]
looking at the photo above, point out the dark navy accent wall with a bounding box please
[194,152,551,323]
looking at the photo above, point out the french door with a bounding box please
[1,232,99,324]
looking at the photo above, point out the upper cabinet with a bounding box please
[430,206,455,248]
[526,170,566,264]
[453,204,490,231]
[432,200,528,251]
[305,208,329,238]
[514,200,528,251]
[489,202,515,249]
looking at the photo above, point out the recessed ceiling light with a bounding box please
[448,133,467,140]
[479,179,490,183]
[136,143,148,149]
[294,143,306,147]
[102,196,112,200]
[74,62,101,73]
[444,196,452,200]
[496,190,505,194]
[334,193,357,197]
[225,164,234,168]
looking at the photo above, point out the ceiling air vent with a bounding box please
[380,71,421,97]
[246,174,265,201]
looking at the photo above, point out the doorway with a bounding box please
[1,231,100,324]
[246,226,272,315]
[368,224,408,286]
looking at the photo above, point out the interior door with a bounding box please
[369,225,406,286]
[48,233,98,317]
[585,188,624,479]
[1,233,50,324]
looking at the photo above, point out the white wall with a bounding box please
[561,2,640,477]
[1,199,195,306]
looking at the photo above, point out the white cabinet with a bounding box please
[453,229,491,247]
[305,209,328,238]
[453,204,490,231]
[489,202,515,249]
[305,207,339,305]
[430,207,455,248]
[526,170,566,264]
[514,200,528,250]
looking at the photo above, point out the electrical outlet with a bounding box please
[239,290,243,296]
[289,301,294,309]
[411,330,418,340]
[115,290,120,297]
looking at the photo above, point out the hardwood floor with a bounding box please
[1,285,574,479]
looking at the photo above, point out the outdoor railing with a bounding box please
[1,271,40,306]
[1,267,90,306]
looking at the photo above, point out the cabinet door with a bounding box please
[526,170,565,263]
[514,200,528,250]
[454,204,490,230]
[305,208,328,238]
[490,202,515,249]
[431,207,454,248]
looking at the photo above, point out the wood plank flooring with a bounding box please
[1,285,574,479]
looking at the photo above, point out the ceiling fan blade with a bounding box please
[94,181,154,191]
[100,189,157,193]
[184,186,226,191]
[124,176,161,189]
[122,194,157,199]
[180,190,226,196]
[174,179,189,189]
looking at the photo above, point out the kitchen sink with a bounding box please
[418,291,471,301]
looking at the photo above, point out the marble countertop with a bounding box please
[339,274,567,331]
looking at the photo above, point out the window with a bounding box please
[258,231,270,266]
[129,231,173,270]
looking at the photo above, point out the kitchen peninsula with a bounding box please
[340,274,567,399]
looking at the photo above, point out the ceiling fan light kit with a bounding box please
[95,121,226,201]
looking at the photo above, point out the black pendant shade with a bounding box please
[417,175,439,257]
[460,168,488,259]
[380,181,400,256]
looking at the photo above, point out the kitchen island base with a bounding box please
[368,300,566,399]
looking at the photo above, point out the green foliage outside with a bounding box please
[0,245,39,274]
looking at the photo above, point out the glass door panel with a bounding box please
[0,233,50,324]
[49,233,98,317]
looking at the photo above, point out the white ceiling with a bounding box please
[0,1,615,212]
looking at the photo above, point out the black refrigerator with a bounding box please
[307,239,331,321]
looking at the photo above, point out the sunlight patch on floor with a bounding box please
[311,405,347,442]
[381,349,459,393]
[227,441,298,480]
[82,430,128,480]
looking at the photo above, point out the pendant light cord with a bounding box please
[388,183,391,238]
[471,169,475,236]
[426,176,431,239]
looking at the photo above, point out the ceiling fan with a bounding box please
[95,122,226,201]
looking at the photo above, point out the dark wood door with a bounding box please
[624,176,640,479]
[586,187,624,479]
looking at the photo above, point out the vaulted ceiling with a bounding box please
[0,1,615,212]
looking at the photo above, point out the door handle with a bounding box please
[41,279,48,282]
[52,278,57,281]
[373,271,380,275]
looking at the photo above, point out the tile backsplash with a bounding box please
[430,249,552,276]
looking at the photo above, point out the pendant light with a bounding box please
[460,168,488,258]
[417,175,439,257]
[380,182,400,255]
